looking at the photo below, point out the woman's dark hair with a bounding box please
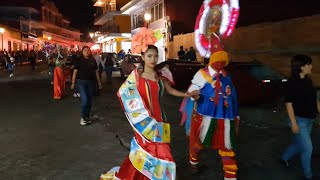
[139,45,159,72]
[82,46,91,54]
[141,45,158,55]
[81,46,94,59]
[291,54,312,79]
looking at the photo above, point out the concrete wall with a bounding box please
[168,14,320,86]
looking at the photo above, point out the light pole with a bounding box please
[144,13,151,28]
[0,28,5,51]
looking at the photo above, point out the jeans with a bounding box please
[281,116,314,179]
[7,64,14,74]
[78,80,94,119]
[105,66,113,83]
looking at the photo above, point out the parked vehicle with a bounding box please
[226,61,286,105]
[165,59,286,105]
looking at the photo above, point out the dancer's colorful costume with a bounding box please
[53,52,66,100]
[100,28,176,180]
[180,0,240,180]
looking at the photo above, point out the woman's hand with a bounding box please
[291,123,299,134]
[71,83,75,90]
[186,90,200,99]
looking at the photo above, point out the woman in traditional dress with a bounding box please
[53,49,66,100]
[100,42,199,180]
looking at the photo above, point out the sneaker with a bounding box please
[9,73,14,77]
[73,93,77,98]
[50,81,53,85]
[80,118,87,126]
[85,117,92,124]
[77,93,80,97]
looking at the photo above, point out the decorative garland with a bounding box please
[195,0,240,58]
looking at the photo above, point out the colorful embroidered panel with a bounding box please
[118,71,171,143]
[129,138,176,180]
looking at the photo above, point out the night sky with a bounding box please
[51,0,95,38]
[50,0,320,36]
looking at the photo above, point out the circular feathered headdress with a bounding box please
[194,0,240,65]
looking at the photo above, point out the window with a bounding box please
[131,0,164,29]
[159,2,163,19]
[150,0,164,22]
[155,5,159,21]
[151,8,154,22]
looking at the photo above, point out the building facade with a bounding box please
[0,0,82,52]
[93,0,132,53]
[119,0,202,61]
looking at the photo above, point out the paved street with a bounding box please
[0,70,319,180]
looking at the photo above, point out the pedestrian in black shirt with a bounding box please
[71,46,102,126]
[104,54,114,84]
[280,54,319,180]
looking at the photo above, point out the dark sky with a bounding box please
[51,0,95,37]
[237,0,320,26]
[50,0,320,35]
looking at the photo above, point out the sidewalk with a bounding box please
[0,63,50,83]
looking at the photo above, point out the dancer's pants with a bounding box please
[53,67,65,99]
[189,113,238,179]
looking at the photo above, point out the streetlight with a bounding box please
[89,33,94,38]
[144,13,151,28]
[0,27,4,51]
[47,36,51,41]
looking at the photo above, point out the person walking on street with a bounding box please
[93,52,104,95]
[7,53,15,78]
[69,52,80,98]
[71,46,102,126]
[120,54,135,80]
[47,56,55,85]
[53,49,66,100]
[29,50,37,72]
[180,45,240,180]
[104,54,113,84]
[280,54,320,180]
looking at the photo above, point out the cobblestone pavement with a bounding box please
[0,73,319,180]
